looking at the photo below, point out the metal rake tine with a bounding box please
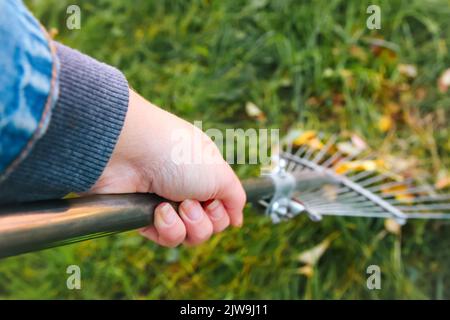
[286,145,309,171]
[311,135,337,165]
[348,170,376,182]
[379,185,436,197]
[395,204,450,211]
[385,194,450,204]
[321,150,342,168]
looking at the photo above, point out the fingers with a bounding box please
[140,202,186,247]
[204,199,230,233]
[140,198,236,248]
[217,171,246,227]
[179,199,214,245]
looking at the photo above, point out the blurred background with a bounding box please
[0,0,449,299]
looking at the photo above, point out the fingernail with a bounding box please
[207,200,223,219]
[160,203,176,225]
[181,199,202,221]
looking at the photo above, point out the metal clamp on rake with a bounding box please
[262,158,323,223]
[264,158,301,223]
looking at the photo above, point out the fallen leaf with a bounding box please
[298,238,330,266]
[381,184,415,203]
[292,130,317,146]
[297,265,314,278]
[307,137,324,150]
[438,69,450,93]
[436,170,450,190]
[350,45,368,62]
[378,115,393,132]
[385,102,401,114]
[398,64,417,78]
[335,160,384,174]
[337,142,363,157]
[351,134,368,151]
[384,218,402,235]
[245,102,266,121]
[49,28,59,39]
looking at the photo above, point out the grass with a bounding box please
[0,0,449,299]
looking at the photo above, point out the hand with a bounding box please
[89,89,246,247]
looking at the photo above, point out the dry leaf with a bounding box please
[245,102,266,121]
[351,134,368,151]
[297,265,314,278]
[381,184,415,203]
[49,28,59,39]
[307,137,324,150]
[385,102,401,114]
[335,160,384,174]
[437,69,450,93]
[398,64,417,78]
[298,238,330,266]
[384,218,402,235]
[292,130,317,146]
[378,115,393,132]
[350,45,368,62]
[436,170,450,190]
[337,142,362,157]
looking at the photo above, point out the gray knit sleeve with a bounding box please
[0,42,129,204]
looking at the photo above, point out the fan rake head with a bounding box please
[258,133,450,225]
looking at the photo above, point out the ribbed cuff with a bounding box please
[0,43,129,204]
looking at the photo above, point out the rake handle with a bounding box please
[0,177,275,259]
[0,171,327,258]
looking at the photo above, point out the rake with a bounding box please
[0,133,449,258]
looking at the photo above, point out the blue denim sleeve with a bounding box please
[0,1,129,204]
[0,0,58,180]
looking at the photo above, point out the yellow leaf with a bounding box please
[384,218,402,235]
[49,28,59,39]
[381,184,415,203]
[335,160,384,174]
[307,137,324,150]
[378,115,393,132]
[385,102,401,114]
[245,102,266,121]
[297,265,314,278]
[298,239,330,266]
[381,184,407,194]
[292,130,317,146]
[398,64,418,78]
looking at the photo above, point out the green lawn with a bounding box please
[0,0,449,299]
